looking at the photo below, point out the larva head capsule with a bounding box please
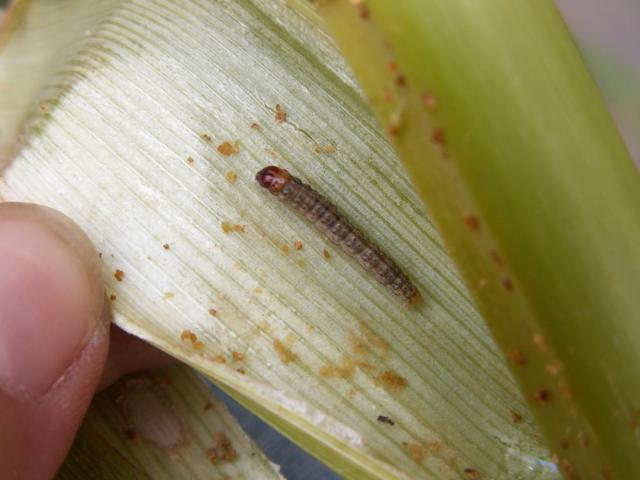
[256,166,291,194]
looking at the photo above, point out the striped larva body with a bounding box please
[256,166,421,305]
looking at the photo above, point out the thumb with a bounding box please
[0,203,110,479]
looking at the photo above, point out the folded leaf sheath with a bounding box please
[256,166,421,305]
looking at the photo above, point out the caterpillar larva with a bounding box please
[256,166,421,306]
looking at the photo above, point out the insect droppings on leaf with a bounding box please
[421,91,438,111]
[464,468,481,479]
[217,141,240,156]
[212,354,226,364]
[293,240,304,250]
[221,221,246,234]
[201,133,212,143]
[273,339,297,364]
[225,171,238,183]
[508,409,523,423]
[319,361,355,379]
[431,128,445,146]
[114,269,125,281]
[162,243,170,250]
[232,351,245,362]
[507,349,526,366]
[109,294,117,301]
[402,442,426,463]
[186,156,194,165]
[377,415,395,426]
[532,389,551,404]
[274,104,287,123]
[375,370,408,391]
[217,433,237,461]
[351,0,370,19]
[255,166,421,305]
[464,214,480,232]
[323,248,331,260]
[250,122,262,131]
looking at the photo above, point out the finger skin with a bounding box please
[0,203,110,479]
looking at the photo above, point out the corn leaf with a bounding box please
[56,365,285,479]
[0,1,559,478]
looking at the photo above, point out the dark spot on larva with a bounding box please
[464,213,480,231]
[124,428,138,440]
[560,439,569,450]
[602,468,613,480]
[375,370,408,390]
[532,389,551,404]
[388,121,400,136]
[98,252,103,258]
[464,468,481,479]
[395,74,407,87]
[490,250,503,266]
[201,133,212,143]
[387,61,397,73]
[508,409,522,423]
[203,402,212,411]
[274,104,287,123]
[114,269,125,281]
[507,349,526,365]
[383,89,393,102]
[421,91,438,111]
[217,141,240,156]
[163,243,170,250]
[431,128,445,145]
[503,275,514,291]
[377,415,395,426]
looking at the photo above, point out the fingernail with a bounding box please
[0,203,106,399]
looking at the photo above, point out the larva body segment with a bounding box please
[256,166,421,305]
